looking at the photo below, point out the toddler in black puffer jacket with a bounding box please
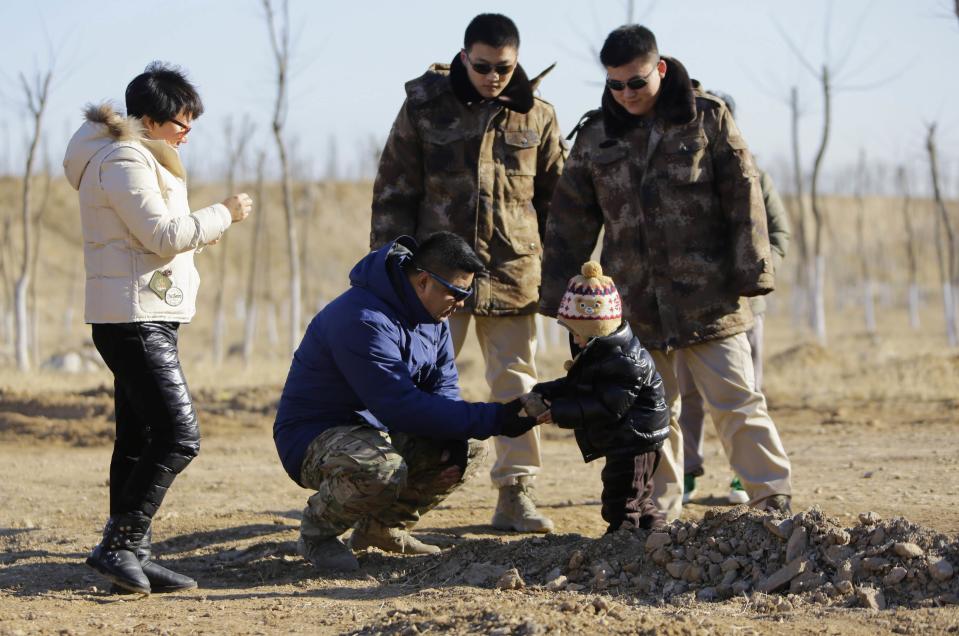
[523,261,670,532]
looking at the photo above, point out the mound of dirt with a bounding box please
[356,506,957,617]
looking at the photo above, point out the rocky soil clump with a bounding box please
[373,506,958,612]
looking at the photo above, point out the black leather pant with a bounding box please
[92,322,199,518]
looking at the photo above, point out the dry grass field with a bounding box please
[1,179,959,634]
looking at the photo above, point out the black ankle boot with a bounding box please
[87,512,152,594]
[110,526,197,593]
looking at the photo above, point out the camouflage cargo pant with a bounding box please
[298,424,487,539]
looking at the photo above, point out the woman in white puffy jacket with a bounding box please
[63,62,252,595]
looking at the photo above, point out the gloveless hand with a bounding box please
[222,193,253,222]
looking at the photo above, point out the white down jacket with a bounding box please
[63,103,231,323]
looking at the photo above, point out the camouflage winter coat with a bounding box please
[540,57,774,351]
[371,56,565,315]
[750,169,790,316]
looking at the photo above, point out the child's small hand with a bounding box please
[520,392,549,418]
[536,410,553,425]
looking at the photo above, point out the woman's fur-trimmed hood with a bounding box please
[83,102,144,141]
[63,102,185,189]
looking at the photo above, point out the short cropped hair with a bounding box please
[464,13,520,50]
[600,25,659,68]
[125,61,204,123]
[408,232,484,278]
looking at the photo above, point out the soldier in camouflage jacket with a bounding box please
[370,55,564,315]
[540,25,791,520]
[539,63,772,349]
[370,14,566,533]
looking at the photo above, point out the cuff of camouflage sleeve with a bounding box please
[739,271,775,297]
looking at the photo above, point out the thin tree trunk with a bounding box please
[243,152,267,366]
[854,150,876,336]
[264,0,302,355]
[897,166,920,329]
[809,65,831,344]
[926,123,958,346]
[29,158,52,366]
[789,86,811,331]
[212,116,254,366]
[15,70,53,371]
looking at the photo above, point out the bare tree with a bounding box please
[263,0,302,355]
[787,86,812,331]
[807,63,831,344]
[29,149,53,365]
[211,115,254,366]
[853,149,876,336]
[926,123,958,346]
[896,166,921,329]
[243,151,267,366]
[14,67,53,371]
[776,6,893,345]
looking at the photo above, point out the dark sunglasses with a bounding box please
[463,50,515,76]
[605,61,660,91]
[417,268,473,301]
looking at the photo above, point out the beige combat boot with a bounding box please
[491,476,554,533]
[349,518,441,555]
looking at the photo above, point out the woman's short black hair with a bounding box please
[409,231,484,278]
[464,13,520,51]
[600,25,659,68]
[125,61,204,123]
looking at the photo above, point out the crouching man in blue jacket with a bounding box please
[274,232,539,572]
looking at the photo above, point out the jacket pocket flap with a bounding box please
[504,130,540,148]
[594,144,629,165]
[662,135,706,155]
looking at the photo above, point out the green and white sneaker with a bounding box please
[728,477,749,504]
[682,473,698,504]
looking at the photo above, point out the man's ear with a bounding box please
[657,58,667,78]
[414,270,430,292]
[459,48,469,67]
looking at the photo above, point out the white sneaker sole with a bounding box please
[728,489,749,505]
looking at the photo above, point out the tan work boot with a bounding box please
[491,477,554,533]
[349,518,441,555]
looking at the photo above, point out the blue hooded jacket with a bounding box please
[273,237,502,484]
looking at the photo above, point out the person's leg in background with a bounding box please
[675,356,706,503]
[747,312,765,392]
[472,314,552,533]
[680,333,791,510]
[649,349,684,522]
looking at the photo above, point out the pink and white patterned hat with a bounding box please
[557,261,623,339]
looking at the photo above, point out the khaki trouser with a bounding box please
[679,313,766,472]
[448,313,541,488]
[650,332,791,520]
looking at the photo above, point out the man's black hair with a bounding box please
[599,25,659,68]
[408,232,484,278]
[125,61,204,123]
[464,13,520,50]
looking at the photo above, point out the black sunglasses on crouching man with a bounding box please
[605,60,660,91]
[417,268,473,301]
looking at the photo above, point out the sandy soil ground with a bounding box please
[2,309,959,635]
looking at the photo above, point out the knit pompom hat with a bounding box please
[557,261,623,339]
